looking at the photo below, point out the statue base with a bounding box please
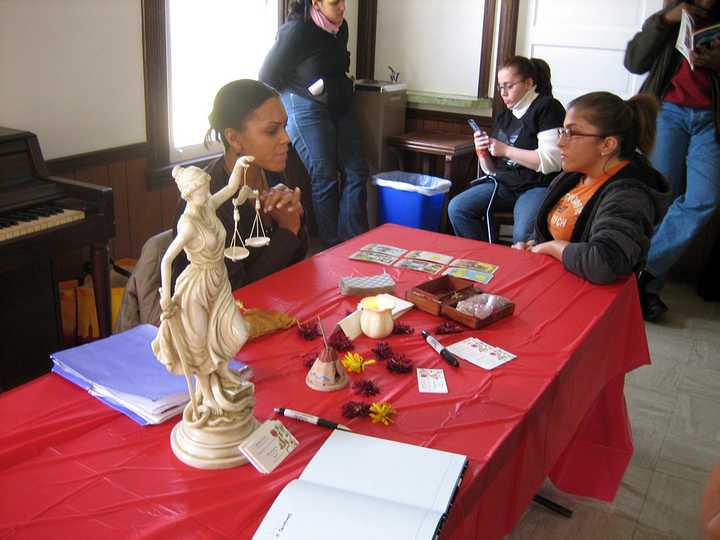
[170,401,259,469]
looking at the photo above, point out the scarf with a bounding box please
[310,6,341,34]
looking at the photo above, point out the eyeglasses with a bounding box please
[557,127,609,140]
[496,79,526,93]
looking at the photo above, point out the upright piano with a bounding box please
[0,126,115,390]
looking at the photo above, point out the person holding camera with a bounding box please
[625,0,720,321]
[448,56,565,243]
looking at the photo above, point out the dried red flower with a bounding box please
[328,326,354,352]
[297,320,321,340]
[353,379,380,397]
[302,352,318,369]
[341,401,371,419]
[435,321,464,334]
[386,353,413,374]
[371,341,394,360]
[392,321,415,335]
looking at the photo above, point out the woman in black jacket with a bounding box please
[624,0,720,319]
[514,92,670,285]
[259,0,369,248]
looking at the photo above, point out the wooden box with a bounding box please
[405,275,514,329]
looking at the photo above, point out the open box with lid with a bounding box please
[405,275,514,329]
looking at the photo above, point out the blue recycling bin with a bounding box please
[372,171,452,231]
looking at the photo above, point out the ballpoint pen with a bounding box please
[421,330,460,368]
[274,407,352,432]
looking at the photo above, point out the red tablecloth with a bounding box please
[0,224,649,540]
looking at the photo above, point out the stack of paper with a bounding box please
[51,324,247,425]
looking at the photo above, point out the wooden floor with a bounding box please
[507,281,719,539]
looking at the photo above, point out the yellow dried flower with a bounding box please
[369,402,395,426]
[342,351,376,374]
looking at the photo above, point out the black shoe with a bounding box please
[641,292,668,322]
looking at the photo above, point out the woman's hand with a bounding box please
[487,138,510,158]
[260,185,303,235]
[530,240,569,261]
[159,288,178,320]
[512,240,536,251]
[474,131,491,154]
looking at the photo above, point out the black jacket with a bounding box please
[171,158,308,291]
[533,159,671,284]
[259,17,354,115]
[624,2,720,141]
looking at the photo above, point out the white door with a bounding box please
[515,0,664,107]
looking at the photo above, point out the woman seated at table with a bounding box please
[514,91,670,284]
[171,79,308,291]
[448,56,565,243]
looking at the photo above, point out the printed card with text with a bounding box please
[417,368,448,394]
[360,243,408,258]
[449,259,499,274]
[238,419,299,474]
[349,250,398,266]
[405,250,454,265]
[442,266,494,284]
[394,258,443,274]
[446,337,517,370]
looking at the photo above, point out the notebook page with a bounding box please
[253,479,442,540]
[299,431,466,515]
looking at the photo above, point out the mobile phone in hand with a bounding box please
[467,118,484,135]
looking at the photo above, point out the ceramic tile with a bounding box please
[637,471,704,538]
[678,366,720,404]
[509,503,637,540]
[626,387,677,469]
[627,355,685,396]
[669,394,720,442]
[632,524,673,539]
[687,340,720,371]
[656,434,720,484]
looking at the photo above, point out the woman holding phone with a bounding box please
[448,56,566,243]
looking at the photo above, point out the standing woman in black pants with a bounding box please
[260,0,369,248]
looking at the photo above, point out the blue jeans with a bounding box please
[281,92,369,247]
[645,102,720,288]
[448,179,547,243]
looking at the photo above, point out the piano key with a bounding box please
[0,208,85,242]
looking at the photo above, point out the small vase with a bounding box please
[359,295,395,339]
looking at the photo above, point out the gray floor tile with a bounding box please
[637,471,704,539]
[669,393,720,442]
[656,433,720,484]
[627,387,677,469]
[678,366,720,404]
[687,339,720,371]
[627,354,685,396]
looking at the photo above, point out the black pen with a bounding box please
[274,407,352,432]
[421,330,460,367]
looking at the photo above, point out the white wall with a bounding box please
[374,0,485,95]
[515,0,664,107]
[345,0,359,78]
[0,0,146,159]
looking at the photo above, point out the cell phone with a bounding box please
[467,119,484,135]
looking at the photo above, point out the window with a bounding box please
[166,0,279,162]
[142,0,282,180]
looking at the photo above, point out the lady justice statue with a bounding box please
[152,156,259,469]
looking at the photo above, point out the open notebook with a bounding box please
[253,430,467,540]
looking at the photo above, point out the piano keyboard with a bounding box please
[0,205,85,242]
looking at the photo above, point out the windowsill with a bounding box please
[407,91,493,117]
